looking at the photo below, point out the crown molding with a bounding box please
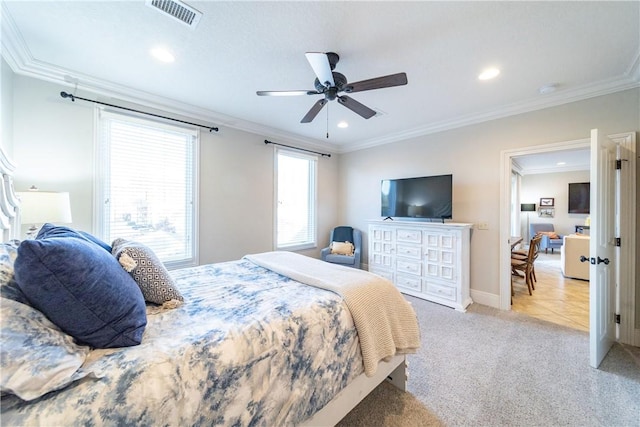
[339,73,640,153]
[625,49,640,81]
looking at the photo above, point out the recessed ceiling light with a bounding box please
[337,121,349,128]
[557,161,566,166]
[150,47,175,63]
[478,68,500,80]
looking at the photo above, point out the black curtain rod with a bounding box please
[264,140,331,157]
[60,91,219,132]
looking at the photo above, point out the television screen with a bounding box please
[568,182,590,214]
[381,174,452,220]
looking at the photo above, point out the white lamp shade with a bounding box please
[16,191,73,225]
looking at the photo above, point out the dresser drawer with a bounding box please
[397,228,422,244]
[424,281,456,301]
[396,244,422,260]
[395,274,422,292]
[397,259,422,276]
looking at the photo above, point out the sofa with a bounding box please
[530,223,563,254]
[561,234,590,280]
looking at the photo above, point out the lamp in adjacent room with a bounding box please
[520,203,536,242]
[16,186,73,238]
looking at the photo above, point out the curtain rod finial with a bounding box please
[60,91,75,101]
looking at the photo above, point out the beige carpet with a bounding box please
[337,381,444,427]
[337,297,640,427]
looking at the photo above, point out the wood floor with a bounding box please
[511,252,590,332]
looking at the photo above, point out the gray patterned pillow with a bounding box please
[111,238,183,307]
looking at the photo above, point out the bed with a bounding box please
[0,148,420,426]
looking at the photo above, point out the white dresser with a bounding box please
[368,220,472,311]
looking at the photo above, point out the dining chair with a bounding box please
[511,235,542,298]
[511,237,540,285]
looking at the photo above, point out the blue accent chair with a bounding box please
[320,226,362,268]
[530,223,563,254]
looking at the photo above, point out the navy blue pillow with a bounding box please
[333,226,354,243]
[14,237,147,348]
[36,223,112,252]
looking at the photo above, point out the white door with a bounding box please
[589,129,616,368]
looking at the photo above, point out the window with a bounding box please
[275,149,317,250]
[97,110,198,268]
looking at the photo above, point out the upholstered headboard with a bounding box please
[0,147,20,242]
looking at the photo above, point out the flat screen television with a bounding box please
[568,182,590,214]
[381,174,452,221]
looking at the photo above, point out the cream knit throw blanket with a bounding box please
[244,251,421,377]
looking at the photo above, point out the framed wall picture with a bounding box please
[539,197,554,207]
[539,208,555,218]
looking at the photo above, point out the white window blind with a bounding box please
[97,110,198,268]
[275,149,317,249]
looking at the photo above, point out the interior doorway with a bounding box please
[499,137,591,311]
[500,131,637,349]
[509,149,591,332]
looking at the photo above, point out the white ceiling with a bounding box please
[513,148,590,175]
[2,1,639,154]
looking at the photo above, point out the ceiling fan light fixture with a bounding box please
[258,52,407,124]
[478,67,500,80]
[337,121,349,128]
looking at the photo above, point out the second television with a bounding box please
[381,174,453,221]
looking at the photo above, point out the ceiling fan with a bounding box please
[256,52,408,123]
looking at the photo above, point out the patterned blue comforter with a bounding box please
[1,259,363,426]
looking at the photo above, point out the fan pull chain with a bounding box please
[326,102,330,139]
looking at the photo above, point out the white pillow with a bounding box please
[331,241,355,256]
[0,298,94,401]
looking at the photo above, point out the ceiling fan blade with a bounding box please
[345,72,408,93]
[257,90,318,96]
[305,52,335,87]
[337,95,376,119]
[301,99,328,123]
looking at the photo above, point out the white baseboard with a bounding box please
[470,289,500,309]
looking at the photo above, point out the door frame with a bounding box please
[499,137,590,310]
[608,132,637,346]
[499,132,637,346]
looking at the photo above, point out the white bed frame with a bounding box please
[0,148,408,426]
[302,354,408,426]
[0,147,20,243]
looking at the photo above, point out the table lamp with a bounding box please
[16,187,73,238]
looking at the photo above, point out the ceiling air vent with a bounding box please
[146,0,202,29]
